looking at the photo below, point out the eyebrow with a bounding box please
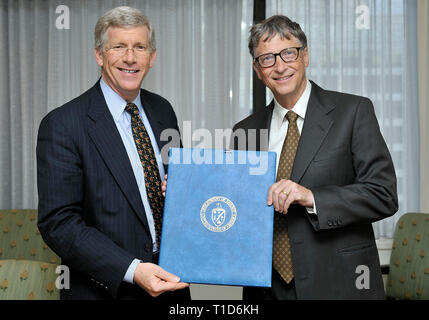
[110,41,147,46]
[257,46,301,57]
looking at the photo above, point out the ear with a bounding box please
[95,48,104,68]
[149,49,157,69]
[303,47,309,68]
[253,61,262,81]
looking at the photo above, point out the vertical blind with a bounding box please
[266,0,420,238]
[0,0,254,209]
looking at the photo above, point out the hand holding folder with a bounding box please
[133,262,189,297]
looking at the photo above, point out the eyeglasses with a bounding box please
[105,44,150,56]
[254,47,304,68]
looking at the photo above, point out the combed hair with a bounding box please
[94,6,156,52]
[248,15,307,57]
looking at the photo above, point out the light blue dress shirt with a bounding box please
[100,78,165,284]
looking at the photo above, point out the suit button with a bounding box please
[145,244,151,252]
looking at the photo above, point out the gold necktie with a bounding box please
[273,111,300,283]
[125,103,164,249]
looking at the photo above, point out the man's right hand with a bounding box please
[133,262,189,297]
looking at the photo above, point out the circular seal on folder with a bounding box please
[200,196,237,232]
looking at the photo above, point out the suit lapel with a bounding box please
[140,92,169,152]
[87,82,150,234]
[140,91,173,172]
[291,82,335,183]
[249,101,274,151]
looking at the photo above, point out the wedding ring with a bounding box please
[282,190,289,197]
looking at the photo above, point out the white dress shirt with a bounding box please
[100,78,165,284]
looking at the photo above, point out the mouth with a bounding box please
[118,67,140,74]
[274,74,294,82]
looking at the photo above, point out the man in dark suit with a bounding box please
[37,6,189,300]
[232,15,398,299]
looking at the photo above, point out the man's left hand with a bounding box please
[267,179,314,214]
[161,174,167,197]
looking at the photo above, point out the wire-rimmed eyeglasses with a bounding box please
[105,44,151,56]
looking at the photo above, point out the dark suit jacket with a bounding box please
[232,81,398,300]
[37,80,190,300]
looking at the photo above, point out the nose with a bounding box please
[123,48,137,64]
[273,55,288,73]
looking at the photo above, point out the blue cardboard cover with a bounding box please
[158,148,276,287]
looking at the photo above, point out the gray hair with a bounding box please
[95,6,156,52]
[248,15,307,57]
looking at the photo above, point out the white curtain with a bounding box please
[418,0,429,213]
[0,0,253,209]
[266,0,420,238]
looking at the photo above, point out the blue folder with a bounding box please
[159,148,276,287]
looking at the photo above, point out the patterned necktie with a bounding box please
[125,103,164,250]
[273,111,300,283]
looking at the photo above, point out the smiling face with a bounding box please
[95,26,156,102]
[253,33,309,109]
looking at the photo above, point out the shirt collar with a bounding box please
[100,77,142,122]
[273,79,312,125]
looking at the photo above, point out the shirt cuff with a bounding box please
[306,200,317,215]
[123,258,141,284]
